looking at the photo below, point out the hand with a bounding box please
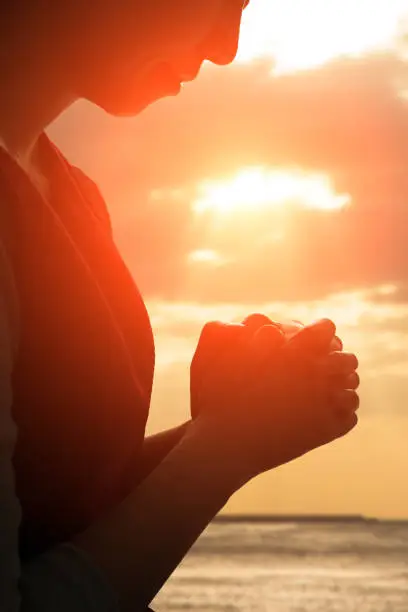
[241,312,343,353]
[191,312,358,419]
[190,319,359,480]
[241,313,359,410]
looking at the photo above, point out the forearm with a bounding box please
[137,421,191,483]
[72,418,248,612]
[15,424,195,612]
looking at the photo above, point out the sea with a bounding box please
[152,518,408,612]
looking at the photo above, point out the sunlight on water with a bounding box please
[153,520,408,611]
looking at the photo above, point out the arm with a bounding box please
[70,320,354,612]
[72,418,248,612]
[137,421,191,482]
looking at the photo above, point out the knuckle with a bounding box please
[202,320,222,334]
[242,313,273,329]
[195,321,224,359]
[255,323,282,341]
[345,389,359,408]
[199,320,228,344]
[344,352,359,370]
[347,353,359,369]
[330,351,359,372]
[333,335,343,349]
[347,373,359,390]
[317,318,336,336]
[334,414,357,440]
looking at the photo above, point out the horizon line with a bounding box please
[215,513,408,523]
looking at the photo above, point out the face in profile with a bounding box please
[69,0,249,116]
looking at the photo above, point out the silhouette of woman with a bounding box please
[0,2,359,610]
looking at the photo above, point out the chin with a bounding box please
[86,82,180,118]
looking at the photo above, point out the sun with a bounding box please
[193,167,351,216]
[237,0,407,74]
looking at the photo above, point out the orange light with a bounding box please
[193,167,351,216]
[237,0,407,73]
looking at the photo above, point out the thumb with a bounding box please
[192,320,252,377]
[191,321,246,419]
[250,323,285,362]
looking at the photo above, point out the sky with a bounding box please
[49,0,408,519]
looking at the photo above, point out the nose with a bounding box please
[198,5,244,66]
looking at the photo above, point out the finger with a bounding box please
[331,335,343,351]
[330,371,360,391]
[332,389,360,414]
[320,352,359,376]
[287,318,336,354]
[250,324,285,361]
[334,411,359,438]
[277,320,304,340]
[328,352,359,375]
[242,313,275,331]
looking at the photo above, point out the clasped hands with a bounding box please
[190,313,360,478]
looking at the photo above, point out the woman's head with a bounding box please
[27,0,249,116]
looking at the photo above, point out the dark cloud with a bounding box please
[49,52,408,303]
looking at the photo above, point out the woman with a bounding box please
[0,2,360,611]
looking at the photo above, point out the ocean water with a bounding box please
[152,519,408,611]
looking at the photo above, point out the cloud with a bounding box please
[49,52,408,304]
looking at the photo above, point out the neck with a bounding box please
[0,14,76,169]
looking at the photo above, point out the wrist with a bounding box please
[186,415,255,493]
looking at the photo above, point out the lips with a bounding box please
[175,55,205,82]
[145,57,204,97]
[178,64,202,82]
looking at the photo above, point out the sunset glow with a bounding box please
[237,0,408,73]
[49,0,408,522]
[193,168,351,216]
[187,249,227,266]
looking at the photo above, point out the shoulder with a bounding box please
[42,135,113,235]
[69,166,113,235]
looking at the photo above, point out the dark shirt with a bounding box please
[0,134,156,610]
